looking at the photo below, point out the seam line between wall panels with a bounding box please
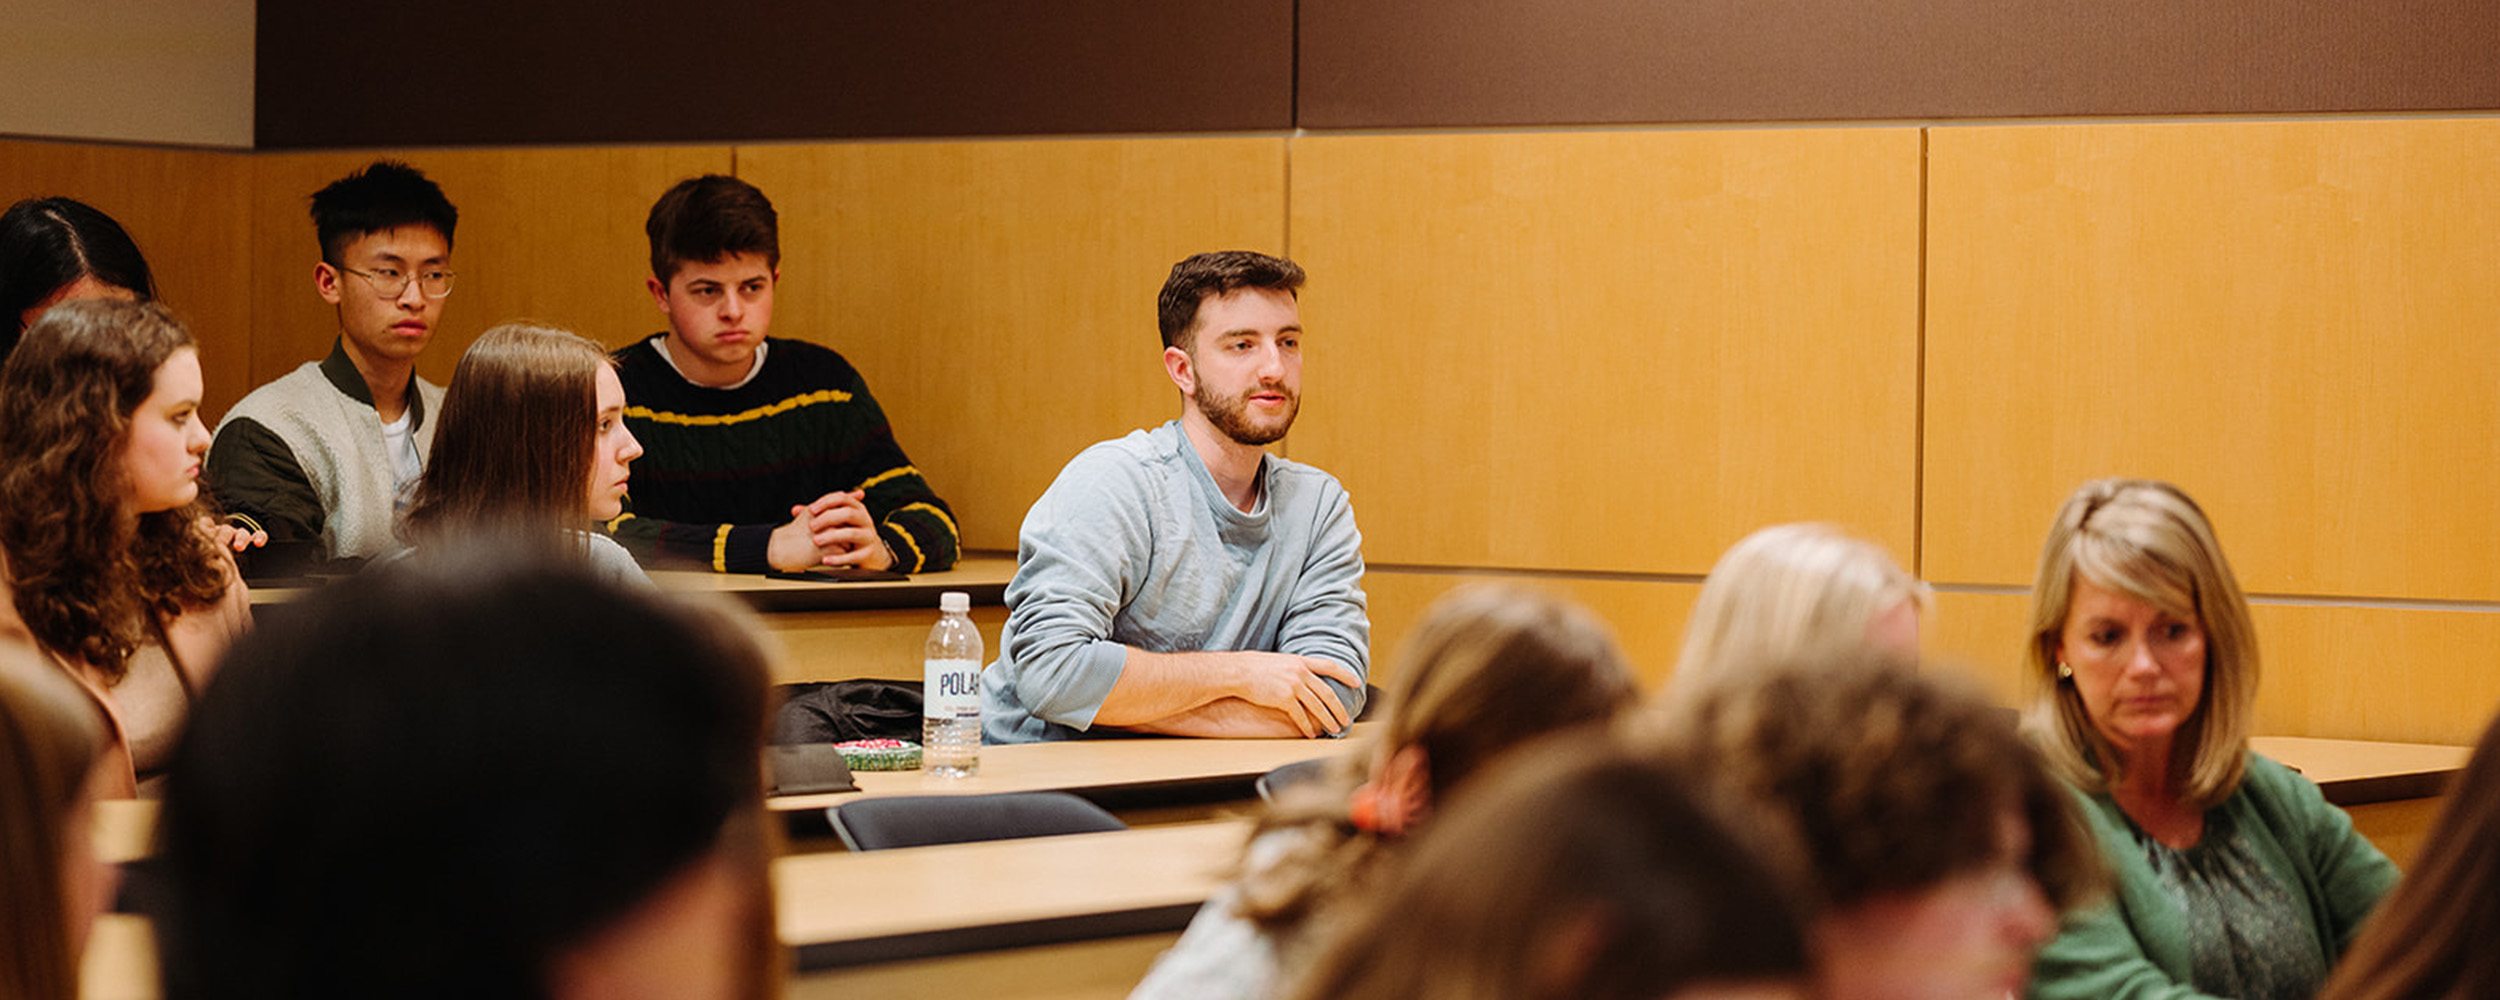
[1912,127,1929,579]
[1367,564,1712,586]
[1931,582,2500,614]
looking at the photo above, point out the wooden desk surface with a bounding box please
[2250,735,2471,806]
[775,818,1248,970]
[251,552,1019,613]
[81,914,155,1000]
[646,554,1017,613]
[770,727,1368,814]
[96,800,158,865]
[77,821,1251,997]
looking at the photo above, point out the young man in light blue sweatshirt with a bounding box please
[981,251,1369,743]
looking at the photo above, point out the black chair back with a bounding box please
[829,791,1126,851]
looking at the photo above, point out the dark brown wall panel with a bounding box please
[1301,0,2500,128]
[256,1,1291,148]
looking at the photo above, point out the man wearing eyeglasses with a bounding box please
[207,160,459,573]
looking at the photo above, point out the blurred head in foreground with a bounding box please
[1283,736,1811,1000]
[1659,656,2105,1000]
[1667,522,1927,704]
[0,642,115,1000]
[150,543,778,1000]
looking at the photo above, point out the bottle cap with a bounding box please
[940,591,970,613]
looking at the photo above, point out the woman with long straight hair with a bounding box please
[398,321,646,584]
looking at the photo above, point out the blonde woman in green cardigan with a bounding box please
[2022,479,2396,1000]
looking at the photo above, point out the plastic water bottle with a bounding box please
[922,591,983,776]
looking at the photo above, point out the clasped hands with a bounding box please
[767,489,895,572]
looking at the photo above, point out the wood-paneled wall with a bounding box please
[13,116,2500,744]
[741,139,1288,551]
[1,140,254,411]
[1287,129,1921,575]
[1926,118,2500,745]
[1927,120,2500,599]
[243,147,734,394]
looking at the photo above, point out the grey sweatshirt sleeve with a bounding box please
[985,449,1151,736]
[1275,480,1370,722]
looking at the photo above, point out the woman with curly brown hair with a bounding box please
[1661,656,2106,1000]
[0,298,250,796]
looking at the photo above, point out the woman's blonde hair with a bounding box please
[0,642,108,1000]
[2024,478,2257,810]
[1668,522,1928,700]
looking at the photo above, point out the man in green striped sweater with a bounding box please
[603,175,958,574]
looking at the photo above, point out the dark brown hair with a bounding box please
[645,175,779,283]
[402,322,609,543]
[1283,737,1809,1000]
[1155,250,1304,350]
[1,196,156,349]
[0,299,229,677]
[2316,710,2500,1000]
[1658,656,2106,915]
[152,544,779,1000]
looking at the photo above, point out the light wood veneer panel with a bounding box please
[1926,119,2500,598]
[755,606,1008,685]
[1926,590,2036,708]
[1363,569,1700,695]
[737,138,1289,552]
[1930,589,2500,746]
[245,147,733,390]
[1,140,254,419]
[1287,129,1920,574]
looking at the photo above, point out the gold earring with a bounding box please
[2056,661,2073,679]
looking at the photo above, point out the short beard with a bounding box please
[1193,380,1297,447]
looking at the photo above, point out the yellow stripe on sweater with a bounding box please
[857,465,920,491]
[627,389,853,427]
[893,501,960,542]
[712,524,733,573]
[890,526,924,571]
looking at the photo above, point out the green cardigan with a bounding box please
[2028,753,2399,1000]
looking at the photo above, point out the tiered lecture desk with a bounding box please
[81,732,1362,1000]
[85,733,2456,999]
[778,819,1251,999]
[772,727,1369,828]
[2247,736,2471,869]
[252,552,1022,686]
